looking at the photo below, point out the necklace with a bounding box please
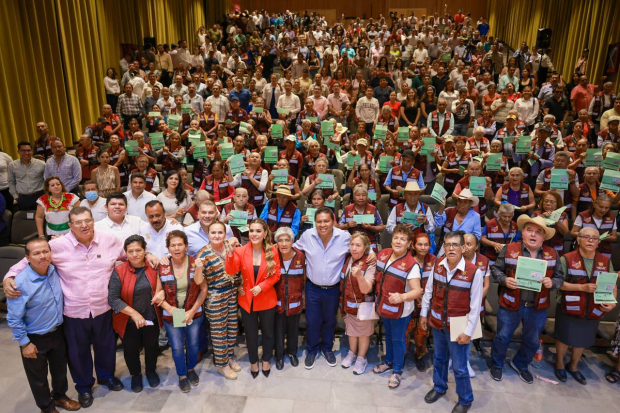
[48,195,66,210]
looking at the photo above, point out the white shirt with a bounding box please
[276,93,301,118]
[95,215,150,242]
[80,197,107,222]
[421,256,484,337]
[139,220,185,258]
[124,190,156,222]
[206,95,230,122]
[386,202,435,234]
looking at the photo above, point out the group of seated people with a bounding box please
[3,7,620,413]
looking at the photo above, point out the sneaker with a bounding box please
[322,349,337,367]
[186,369,200,386]
[353,357,368,375]
[489,366,503,381]
[467,361,476,378]
[341,351,356,369]
[304,352,317,370]
[510,360,533,384]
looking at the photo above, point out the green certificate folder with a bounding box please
[277,108,290,116]
[193,142,207,159]
[353,214,375,224]
[317,174,334,189]
[149,111,160,117]
[321,121,334,136]
[595,272,618,304]
[486,153,503,171]
[168,114,181,129]
[272,169,289,184]
[515,136,531,154]
[189,134,203,148]
[150,133,165,150]
[545,206,567,226]
[604,152,620,170]
[305,207,317,226]
[307,116,318,122]
[325,138,338,150]
[374,125,387,140]
[368,192,377,201]
[125,140,139,156]
[421,137,436,155]
[270,124,283,139]
[181,103,192,114]
[229,210,249,227]
[228,154,246,175]
[378,156,394,173]
[264,146,279,164]
[601,170,620,192]
[219,143,234,161]
[397,127,409,142]
[550,169,569,190]
[431,183,447,205]
[172,309,186,327]
[401,211,421,227]
[346,153,361,169]
[469,177,486,197]
[251,106,263,113]
[585,148,603,167]
[515,256,548,292]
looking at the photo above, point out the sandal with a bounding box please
[388,373,401,390]
[373,362,393,375]
[218,366,238,380]
[605,369,620,384]
[229,359,241,372]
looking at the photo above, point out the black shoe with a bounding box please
[288,354,299,367]
[554,368,567,383]
[567,369,587,385]
[489,366,503,381]
[145,371,160,388]
[262,367,271,378]
[424,389,446,404]
[304,352,317,370]
[186,369,199,386]
[415,356,426,372]
[251,370,259,379]
[473,339,483,354]
[131,375,143,393]
[322,349,337,367]
[97,377,124,391]
[178,378,191,393]
[78,392,93,408]
[276,358,284,370]
[509,360,533,384]
[452,402,471,413]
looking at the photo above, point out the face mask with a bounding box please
[85,191,98,201]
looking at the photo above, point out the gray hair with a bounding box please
[555,151,571,162]
[498,203,515,215]
[274,227,295,242]
[509,166,524,176]
[353,183,369,195]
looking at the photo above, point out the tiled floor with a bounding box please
[1,322,619,413]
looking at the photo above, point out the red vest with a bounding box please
[394,202,429,237]
[340,254,373,316]
[267,200,298,234]
[474,117,496,139]
[341,203,379,251]
[428,257,478,331]
[198,112,217,135]
[303,153,325,176]
[578,210,615,255]
[308,173,334,198]
[444,151,472,190]
[279,149,303,178]
[576,182,606,215]
[76,146,98,180]
[132,167,158,192]
[241,167,266,207]
[112,262,162,338]
[591,92,616,118]
[161,146,184,175]
[467,136,489,152]
[272,174,296,195]
[202,174,231,201]
[563,135,579,152]
[158,256,203,323]
[430,110,452,136]
[274,249,306,315]
[388,166,421,207]
[482,218,518,261]
[597,128,620,146]
[499,243,557,311]
[353,176,377,200]
[471,253,489,315]
[223,202,256,242]
[192,157,213,188]
[413,253,436,316]
[532,210,566,254]
[561,250,609,320]
[456,176,488,217]
[374,249,418,319]
[500,182,530,208]
[539,168,574,212]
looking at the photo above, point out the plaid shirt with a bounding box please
[117,93,143,120]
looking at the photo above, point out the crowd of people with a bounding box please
[3,7,620,413]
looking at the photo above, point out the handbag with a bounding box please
[347,264,379,321]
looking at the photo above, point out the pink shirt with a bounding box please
[310,95,329,118]
[6,231,125,319]
[571,84,598,113]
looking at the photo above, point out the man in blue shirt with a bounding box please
[228,78,252,112]
[259,186,300,237]
[7,238,80,413]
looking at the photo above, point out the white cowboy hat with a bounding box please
[517,215,556,241]
[454,188,479,207]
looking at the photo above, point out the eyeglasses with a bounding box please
[579,235,599,242]
[444,243,463,250]
[70,218,94,227]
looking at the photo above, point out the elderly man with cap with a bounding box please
[387,181,445,236]
[489,215,564,384]
[383,150,425,209]
[513,123,555,188]
[259,186,300,238]
[342,138,374,169]
[224,96,248,139]
[597,115,620,148]
[436,189,483,250]
[279,135,304,181]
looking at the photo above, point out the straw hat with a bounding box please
[454,188,479,207]
[517,215,556,241]
[404,182,422,192]
[336,123,348,133]
[273,186,293,197]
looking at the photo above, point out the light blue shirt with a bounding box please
[435,208,482,239]
[383,166,426,189]
[427,110,454,137]
[260,201,301,237]
[294,227,351,286]
[7,264,64,346]
[185,221,233,257]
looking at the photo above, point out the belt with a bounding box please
[20,190,44,197]
[307,279,339,289]
[523,301,536,308]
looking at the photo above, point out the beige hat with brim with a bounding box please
[336,123,348,133]
[274,186,293,197]
[404,181,422,192]
[517,215,556,241]
[454,188,479,207]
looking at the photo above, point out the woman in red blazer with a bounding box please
[226,218,281,378]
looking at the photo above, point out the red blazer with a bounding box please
[225,244,281,312]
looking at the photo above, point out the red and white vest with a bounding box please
[561,250,609,319]
[374,249,418,319]
[274,249,306,316]
[340,254,373,316]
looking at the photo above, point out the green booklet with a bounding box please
[150,133,165,150]
[181,103,192,114]
[168,114,181,129]
[215,198,232,206]
[401,211,421,227]
[193,142,207,159]
[149,111,160,117]
[545,206,567,226]
[431,183,447,205]
[172,309,186,328]
[368,192,377,201]
[353,214,375,224]
[317,173,334,189]
[374,125,387,140]
[252,106,263,113]
[325,138,338,150]
[325,199,335,208]
[378,156,394,173]
[486,153,503,171]
[469,177,486,197]
[421,137,436,155]
[305,207,317,226]
[229,210,249,227]
[272,168,289,184]
[595,272,618,304]
[307,116,318,122]
[271,124,283,139]
[515,136,531,154]
[239,126,251,134]
[397,127,409,142]
[515,256,547,292]
[550,169,569,190]
[601,170,620,192]
[264,146,279,164]
[228,154,246,175]
[125,140,139,156]
[335,148,342,164]
[321,121,334,136]
[277,108,290,116]
[586,148,603,167]
[189,134,203,147]
[346,153,361,169]
[240,121,252,130]
[604,152,620,170]
[219,143,234,161]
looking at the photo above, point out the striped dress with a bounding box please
[197,244,241,367]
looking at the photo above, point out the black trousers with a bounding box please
[0,188,14,210]
[240,306,275,364]
[122,320,159,376]
[17,191,44,211]
[21,327,69,413]
[274,312,300,359]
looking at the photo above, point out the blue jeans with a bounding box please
[453,123,469,137]
[432,327,473,406]
[163,314,203,377]
[382,314,411,375]
[491,304,547,371]
[305,282,340,355]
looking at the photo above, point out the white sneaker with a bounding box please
[341,350,356,369]
[467,361,476,378]
[353,357,368,375]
